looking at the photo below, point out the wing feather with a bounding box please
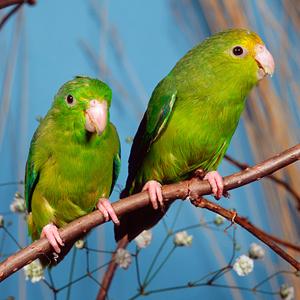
[122,78,177,196]
[25,132,40,212]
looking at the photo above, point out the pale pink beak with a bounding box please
[85,100,108,135]
[254,44,275,79]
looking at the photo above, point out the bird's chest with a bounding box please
[42,143,111,201]
[151,98,244,177]
[172,99,239,140]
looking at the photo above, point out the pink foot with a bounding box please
[204,171,224,200]
[41,223,64,254]
[97,198,120,225]
[142,180,163,210]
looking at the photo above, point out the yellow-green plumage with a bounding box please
[116,29,271,241]
[25,77,120,241]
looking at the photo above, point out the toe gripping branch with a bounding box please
[186,178,236,226]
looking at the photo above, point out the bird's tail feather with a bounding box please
[115,186,172,242]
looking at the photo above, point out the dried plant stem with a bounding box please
[191,197,300,270]
[0,2,21,30]
[0,144,300,284]
[225,154,300,210]
[0,0,35,30]
[0,0,35,10]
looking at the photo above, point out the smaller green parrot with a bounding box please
[25,76,120,257]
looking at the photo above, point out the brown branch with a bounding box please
[97,238,129,300]
[0,0,35,30]
[0,2,21,30]
[0,144,300,282]
[225,154,300,210]
[261,231,300,252]
[0,0,35,10]
[191,197,300,270]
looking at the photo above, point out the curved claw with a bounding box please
[203,171,224,200]
[41,223,64,254]
[97,198,120,225]
[142,180,163,210]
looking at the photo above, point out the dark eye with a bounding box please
[232,46,244,56]
[65,94,75,106]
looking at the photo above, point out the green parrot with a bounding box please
[115,29,274,242]
[25,76,120,256]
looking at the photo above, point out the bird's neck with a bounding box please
[46,114,110,146]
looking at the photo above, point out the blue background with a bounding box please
[0,1,299,299]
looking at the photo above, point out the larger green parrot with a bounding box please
[25,76,120,256]
[115,29,274,242]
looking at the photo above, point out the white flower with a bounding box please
[0,215,3,227]
[10,192,26,213]
[134,230,152,249]
[173,231,193,247]
[75,239,85,249]
[233,255,254,276]
[248,243,265,259]
[23,259,44,283]
[115,248,131,269]
[214,214,225,226]
[280,284,295,300]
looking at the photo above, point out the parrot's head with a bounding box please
[215,29,275,81]
[183,28,275,92]
[51,76,112,139]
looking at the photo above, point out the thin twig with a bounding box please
[0,3,21,30]
[225,154,300,210]
[191,197,300,270]
[0,0,35,10]
[96,237,128,300]
[0,180,24,187]
[0,0,35,30]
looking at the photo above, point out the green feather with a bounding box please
[111,141,121,195]
[25,131,39,212]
